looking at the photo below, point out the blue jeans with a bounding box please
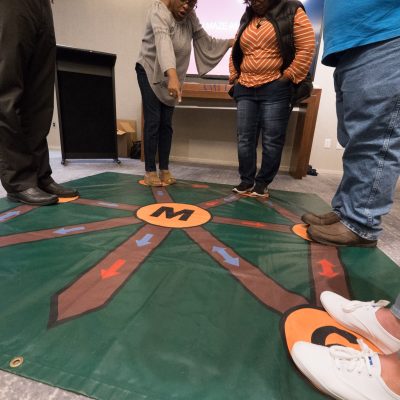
[235,80,292,186]
[136,63,174,172]
[332,37,400,240]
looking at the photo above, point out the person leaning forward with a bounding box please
[0,0,79,206]
[136,0,233,187]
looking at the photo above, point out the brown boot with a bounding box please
[301,211,340,225]
[144,172,162,187]
[159,170,176,185]
[308,222,377,247]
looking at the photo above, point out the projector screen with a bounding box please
[187,0,324,80]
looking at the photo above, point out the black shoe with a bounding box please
[232,182,254,194]
[7,187,58,206]
[250,183,269,198]
[40,182,79,198]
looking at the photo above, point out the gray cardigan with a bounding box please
[137,0,230,106]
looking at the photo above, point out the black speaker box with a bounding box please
[55,46,118,163]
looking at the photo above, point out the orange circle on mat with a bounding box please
[292,223,312,241]
[284,307,380,353]
[58,196,79,204]
[136,203,211,228]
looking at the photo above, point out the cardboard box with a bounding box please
[116,119,137,158]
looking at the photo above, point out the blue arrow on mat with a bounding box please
[223,195,237,203]
[97,201,118,208]
[0,211,21,222]
[212,246,240,267]
[54,226,86,235]
[136,233,154,247]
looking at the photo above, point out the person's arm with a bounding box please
[228,35,240,84]
[282,8,316,83]
[229,50,239,84]
[150,7,181,100]
[165,68,181,102]
[190,11,233,76]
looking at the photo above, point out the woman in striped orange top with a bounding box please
[229,0,315,197]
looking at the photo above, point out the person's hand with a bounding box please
[168,79,182,102]
[278,75,290,82]
[166,69,182,102]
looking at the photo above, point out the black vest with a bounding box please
[231,0,306,75]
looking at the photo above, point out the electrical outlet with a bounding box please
[324,138,332,148]
[52,122,56,127]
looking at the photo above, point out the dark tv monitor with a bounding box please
[187,0,324,81]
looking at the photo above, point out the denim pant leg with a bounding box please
[236,99,259,184]
[331,37,400,240]
[136,64,174,172]
[256,82,291,186]
[391,293,400,320]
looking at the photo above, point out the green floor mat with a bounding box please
[0,172,398,400]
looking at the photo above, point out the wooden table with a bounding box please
[141,82,322,179]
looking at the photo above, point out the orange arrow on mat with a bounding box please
[101,259,126,279]
[241,221,266,228]
[205,201,220,207]
[318,259,338,278]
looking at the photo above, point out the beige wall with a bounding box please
[49,0,343,174]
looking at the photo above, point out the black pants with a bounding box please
[0,0,55,193]
[136,63,175,172]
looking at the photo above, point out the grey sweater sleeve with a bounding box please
[151,5,176,79]
[190,12,231,76]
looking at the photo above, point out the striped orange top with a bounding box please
[229,8,315,87]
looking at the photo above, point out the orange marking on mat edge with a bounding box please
[292,223,312,241]
[284,307,380,353]
[57,196,79,203]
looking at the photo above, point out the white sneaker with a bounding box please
[321,291,400,354]
[291,340,400,400]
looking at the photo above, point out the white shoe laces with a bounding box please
[343,299,390,313]
[330,339,376,376]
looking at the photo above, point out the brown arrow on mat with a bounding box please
[184,226,309,314]
[212,216,292,234]
[0,216,141,248]
[48,224,171,328]
[309,242,350,306]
